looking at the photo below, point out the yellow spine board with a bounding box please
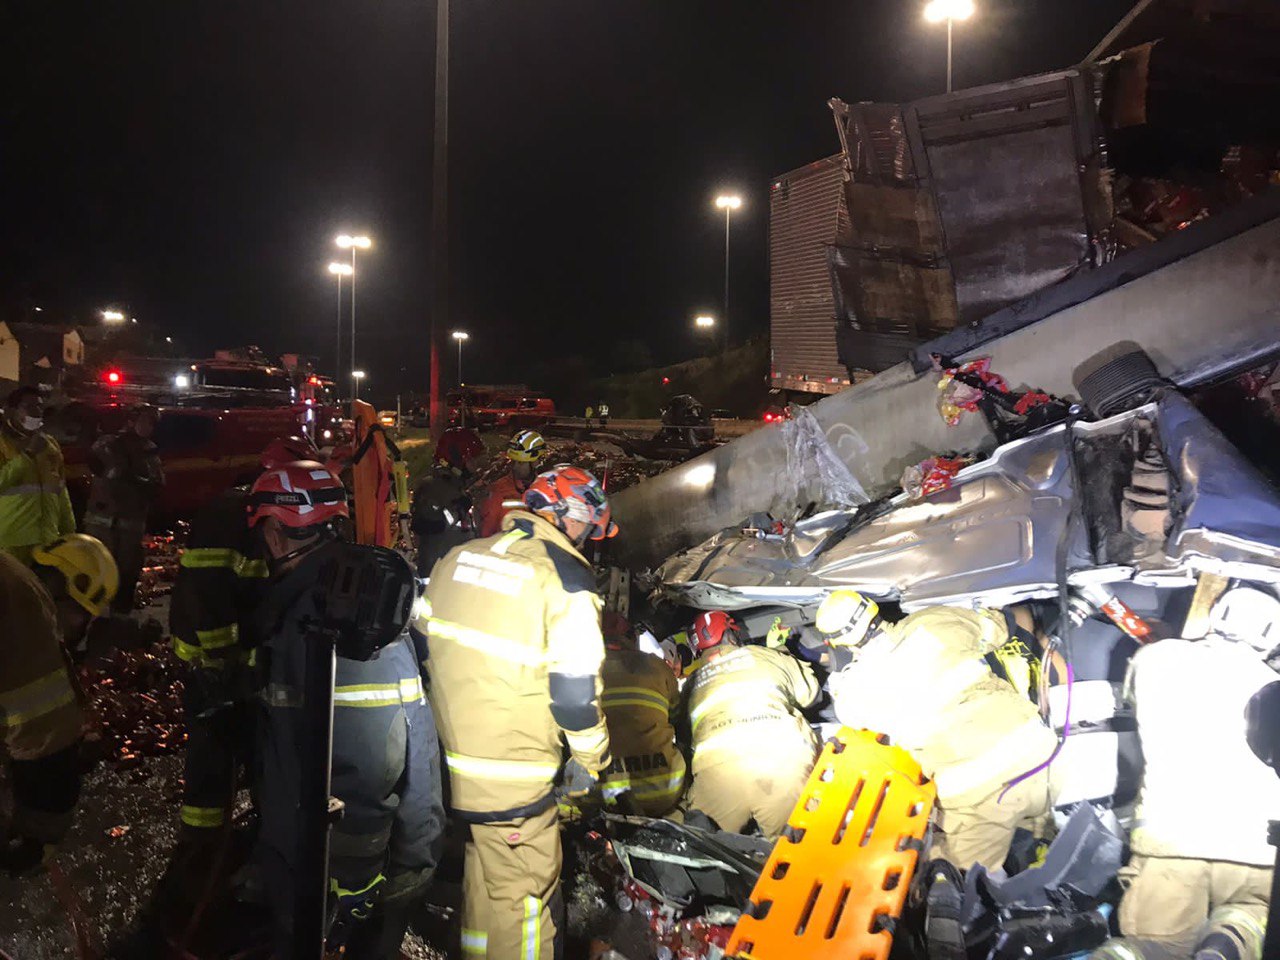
[727,728,937,960]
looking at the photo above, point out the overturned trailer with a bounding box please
[614,190,1280,569]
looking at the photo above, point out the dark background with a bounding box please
[1,1,1134,398]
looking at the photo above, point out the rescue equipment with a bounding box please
[727,727,936,960]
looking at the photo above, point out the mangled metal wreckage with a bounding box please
[656,391,1280,614]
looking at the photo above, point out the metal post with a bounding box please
[429,0,449,438]
[290,629,337,960]
[722,207,731,351]
[349,248,358,402]
[456,337,463,387]
[946,17,954,94]
[335,274,343,384]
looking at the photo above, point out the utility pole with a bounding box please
[428,0,449,438]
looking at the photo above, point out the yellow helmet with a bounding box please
[506,429,547,464]
[31,534,119,616]
[815,589,881,648]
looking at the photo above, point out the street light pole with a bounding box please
[328,262,353,384]
[924,0,975,94]
[336,235,371,401]
[947,16,953,93]
[452,330,469,386]
[429,0,450,438]
[714,195,742,351]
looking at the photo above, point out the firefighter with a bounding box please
[0,386,75,565]
[410,426,484,577]
[168,436,315,841]
[816,590,1057,871]
[598,403,610,428]
[599,612,685,817]
[683,610,820,839]
[82,403,164,615]
[425,464,615,960]
[1091,586,1280,960]
[1,535,116,874]
[474,429,547,538]
[248,460,443,958]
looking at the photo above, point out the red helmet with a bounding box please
[435,428,485,471]
[692,611,739,651]
[248,461,349,529]
[260,435,320,470]
[524,465,617,541]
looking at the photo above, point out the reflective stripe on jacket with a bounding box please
[0,426,75,553]
[830,606,1056,804]
[685,645,820,773]
[426,510,609,820]
[169,490,269,670]
[0,552,83,762]
[600,647,685,812]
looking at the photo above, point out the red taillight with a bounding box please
[104,370,122,384]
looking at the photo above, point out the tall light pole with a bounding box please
[451,330,469,386]
[351,369,366,401]
[924,0,975,94]
[328,262,352,383]
[714,195,741,350]
[429,0,450,438]
[336,234,372,401]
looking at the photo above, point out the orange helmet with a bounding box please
[260,435,320,470]
[435,427,485,471]
[523,465,617,541]
[692,610,739,651]
[248,461,349,529]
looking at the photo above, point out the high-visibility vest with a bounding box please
[0,426,75,553]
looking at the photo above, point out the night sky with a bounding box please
[2,1,1135,397]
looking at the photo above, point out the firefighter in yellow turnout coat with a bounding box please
[1,536,116,874]
[599,616,685,816]
[683,611,821,839]
[425,466,616,960]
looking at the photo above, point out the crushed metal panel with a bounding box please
[660,421,1083,610]
[1160,391,1280,580]
[905,70,1111,324]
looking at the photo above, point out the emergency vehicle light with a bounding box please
[104,370,122,385]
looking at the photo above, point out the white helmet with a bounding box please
[1209,586,1280,654]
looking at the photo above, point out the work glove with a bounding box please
[558,758,599,801]
[329,874,385,944]
[766,617,792,650]
[0,836,51,878]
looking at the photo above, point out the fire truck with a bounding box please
[58,357,310,519]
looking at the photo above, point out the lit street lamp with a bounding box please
[451,330,469,386]
[101,310,125,323]
[714,195,742,349]
[694,314,716,330]
[335,233,372,398]
[328,262,353,390]
[351,369,366,400]
[924,0,975,94]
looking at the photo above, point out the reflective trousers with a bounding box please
[1091,856,1270,960]
[462,803,561,960]
[932,767,1052,871]
[686,751,816,840]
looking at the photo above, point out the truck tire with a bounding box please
[1074,349,1166,419]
